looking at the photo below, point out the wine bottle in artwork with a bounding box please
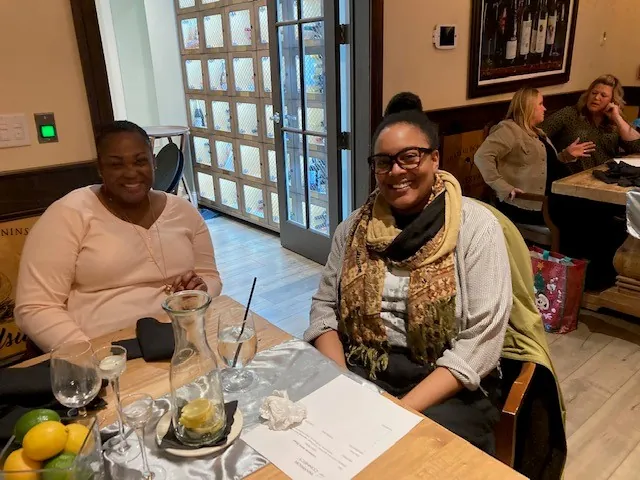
[505,0,519,65]
[482,1,500,68]
[532,0,548,61]
[194,105,205,128]
[517,0,533,65]
[495,0,510,66]
[544,0,558,60]
[552,0,568,57]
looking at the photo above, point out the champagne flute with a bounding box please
[217,308,258,392]
[94,344,139,463]
[121,394,166,480]
[50,340,101,417]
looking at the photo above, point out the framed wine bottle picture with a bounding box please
[468,0,579,98]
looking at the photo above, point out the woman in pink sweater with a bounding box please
[15,121,222,352]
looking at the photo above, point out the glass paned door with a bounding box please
[268,0,342,264]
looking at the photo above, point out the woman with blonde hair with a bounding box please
[542,74,640,171]
[475,87,593,225]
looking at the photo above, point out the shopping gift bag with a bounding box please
[530,246,588,334]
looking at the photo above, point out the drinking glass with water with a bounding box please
[217,307,258,392]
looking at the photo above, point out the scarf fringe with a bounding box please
[346,344,389,380]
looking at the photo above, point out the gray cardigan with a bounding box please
[304,197,513,391]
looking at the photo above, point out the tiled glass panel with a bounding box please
[270,191,280,224]
[284,132,306,227]
[185,59,204,90]
[310,202,328,234]
[219,178,239,209]
[229,9,252,47]
[243,185,265,218]
[239,144,262,179]
[207,58,228,92]
[307,107,326,133]
[203,14,224,49]
[268,149,277,183]
[308,155,327,195]
[264,104,275,140]
[215,140,235,171]
[192,136,211,166]
[304,54,323,94]
[236,102,259,136]
[233,57,256,92]
[197,172,215,201]
[179,0,196,9]
[277,0,298,21]
[211,100,232,133]
[278,26,301,129]
[181,18,200,50]
[260,56,272,93]
[258,6,269,44]
[189,99,207,128]
[202,0,221,4]
[302,0,322,18]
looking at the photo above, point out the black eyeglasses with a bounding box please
[368,147,435,174]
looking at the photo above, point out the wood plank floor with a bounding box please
[207,214,640,480]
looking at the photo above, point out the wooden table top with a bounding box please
[16,295,522,479]
[551,157,639,205]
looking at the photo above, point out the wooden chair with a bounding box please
[513,192,560,253]
[495,361,537,467]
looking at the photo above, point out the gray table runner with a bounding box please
[104,339,378,479]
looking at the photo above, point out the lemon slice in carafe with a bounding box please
[179,398,214,429]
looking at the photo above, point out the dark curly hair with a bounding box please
[96,120,152,157]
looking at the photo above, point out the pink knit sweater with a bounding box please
[15,187,222,351]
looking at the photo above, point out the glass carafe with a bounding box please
[162,290,226,447]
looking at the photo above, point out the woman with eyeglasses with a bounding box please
[304,92,512,454]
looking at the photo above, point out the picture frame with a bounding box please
[468,0,580,99]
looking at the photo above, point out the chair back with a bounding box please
[153,142,184,193]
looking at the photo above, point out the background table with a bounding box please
[17,295,522,479]
[552,163,640,317]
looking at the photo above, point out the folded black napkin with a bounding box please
[159,401,238,450]
[0,362,107,443]
[114,317,174,362]
[593,160,640,187]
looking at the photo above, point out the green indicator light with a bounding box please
[40,125,56,138]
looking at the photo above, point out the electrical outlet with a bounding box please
[0,114,31,148]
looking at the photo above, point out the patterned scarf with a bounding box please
[338,171,463,378]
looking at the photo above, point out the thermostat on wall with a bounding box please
[433,25,457,50]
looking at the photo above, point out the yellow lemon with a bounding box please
[22,421,68,461]
[179,398,213,429]
[2,447,41,480]
[63,423,90,455]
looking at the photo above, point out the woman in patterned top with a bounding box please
[541,74,640,172]
[541,75,640,290]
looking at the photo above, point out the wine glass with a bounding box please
[217,307,258,392]
[94,344,139,463]
[50,340,101,417]
[121,394,166,480]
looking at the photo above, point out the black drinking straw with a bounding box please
[232,277,257,367]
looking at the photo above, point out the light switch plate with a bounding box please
[0,114,31,148]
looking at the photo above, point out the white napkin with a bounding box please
[259,390,307,430]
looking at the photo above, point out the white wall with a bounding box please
[144,0,188,127]
[109,0,159,126]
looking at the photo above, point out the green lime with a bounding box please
[14,409,61,444]
[42,452,76,480]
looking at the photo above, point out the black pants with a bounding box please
[496,201,545,226]
[548,194,626,290]
[347,349,501,455]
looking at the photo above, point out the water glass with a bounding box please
[50,340,101,417]
[217,307,258,392]
[121,394,166,480]
[94,344,139,463]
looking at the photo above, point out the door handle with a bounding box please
[272,112,281,124]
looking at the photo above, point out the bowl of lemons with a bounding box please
[0,409,103,480]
